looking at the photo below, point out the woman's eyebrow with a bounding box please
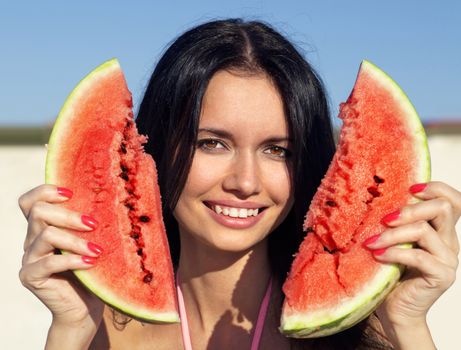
[197,128,292,144]
[197,128,232,138]
[263,136,293,144]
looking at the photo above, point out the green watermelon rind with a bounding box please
[45,59,180,324]
[361,60,431,183]
[281,262,403,337]
[280,60,431,337]
[74,269,180,323]
[46,58,120,183]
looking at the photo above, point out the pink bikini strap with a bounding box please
[177,274,193,350]
[250,276,272,350]
[176,274,272,350]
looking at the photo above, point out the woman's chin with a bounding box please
[184,229,269,257]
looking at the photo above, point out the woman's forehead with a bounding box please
[199,70,288,138]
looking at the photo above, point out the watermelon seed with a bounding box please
[306,226,314,233]
[143,273,153,283]
[120,163,129,173]
[367,186,381,198]
[373,175,385,184]
[131,225,140,233]
[139,215,150,223]
[326,200,337,207]
[119,122,154,283]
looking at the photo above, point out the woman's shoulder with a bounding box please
[90,306,183,350]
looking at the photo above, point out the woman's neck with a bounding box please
[177,236,272,348]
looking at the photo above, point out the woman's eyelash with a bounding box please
[197,138,226,151]
[264,145,292,158]
[197,139,291,158]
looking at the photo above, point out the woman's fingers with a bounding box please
[19,253,95,290]
[410,181,461,221]
[381,191,459,254]
[21,225,103,289]
[19,185,98,253]
[383,198,453,232]
[18,184,73,218]
[365,221,458,293]
[24,201,97,252]
[374,247,456,291]
[365,221,459,268]
[23,226,103,265]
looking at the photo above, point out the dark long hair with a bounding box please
[136,18,392,350]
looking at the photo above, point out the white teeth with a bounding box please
[238,208,248,218]
[212,205,260,218]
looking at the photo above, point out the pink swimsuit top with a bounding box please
[176,275,273,350]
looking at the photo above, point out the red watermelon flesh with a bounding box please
[281,60,430,337]
[46,59,179,323]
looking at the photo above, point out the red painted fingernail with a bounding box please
[57,187,73,198]
[87,242,103,255]
[381,210,401,225]
[81,215,98,229]
[409,183,427,194]
[82,256,97,264]
[362,234,381,247]
[372,248,387,256]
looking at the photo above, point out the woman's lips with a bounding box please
[204,202,267,229]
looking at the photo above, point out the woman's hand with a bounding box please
[364,181,460,349]
[18,185,105,347]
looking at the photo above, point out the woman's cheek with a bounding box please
[263,160,293,204]
[186,154,229,194]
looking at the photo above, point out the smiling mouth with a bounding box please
[204,203,267,218]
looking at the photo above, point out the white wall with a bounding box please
[1,136,460,348]
[0,146,51,348]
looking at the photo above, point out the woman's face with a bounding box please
[174,70,294,253]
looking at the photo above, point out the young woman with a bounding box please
[18,19,460,350]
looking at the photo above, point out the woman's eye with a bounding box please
[197,139,225,151]
[264,146,291,158]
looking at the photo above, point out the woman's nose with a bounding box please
[222,151,262,197]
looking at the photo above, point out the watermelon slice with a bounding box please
[45,59,179,323]
[280,60,430,337]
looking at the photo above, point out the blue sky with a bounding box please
[1,0,460,126]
